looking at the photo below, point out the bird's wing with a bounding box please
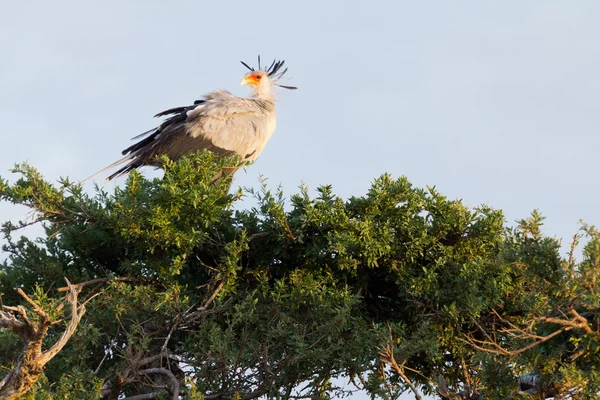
[84,91,275,182]
[185,90,276,160]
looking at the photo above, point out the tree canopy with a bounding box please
[1,152,599,399]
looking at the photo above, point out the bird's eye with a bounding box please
[255,74,262,80]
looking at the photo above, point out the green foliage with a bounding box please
[1,151,599,399]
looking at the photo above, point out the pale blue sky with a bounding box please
[2,1,600,398]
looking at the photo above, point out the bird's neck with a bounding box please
[251,85,276,102]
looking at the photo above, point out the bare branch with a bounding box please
[138,368,180,400]
[0,278,89,400]
[378,326,422,400]
[15,289,48,319]
[460,326,568,357]
[40,279,85,364]
[462,307,597,359]
[57,277,159,293]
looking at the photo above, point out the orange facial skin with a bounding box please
[242,72,264,86]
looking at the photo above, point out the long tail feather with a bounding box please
[80,153,135,184]
[130,127,158,141]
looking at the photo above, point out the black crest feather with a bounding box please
[240,55,297,90]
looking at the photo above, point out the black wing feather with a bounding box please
[122,103,199,155]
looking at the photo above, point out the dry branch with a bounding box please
[461,308,596,358]
[378,326,423,400]
[460,307,599,399]
[57,276,159,293]
[0,278,88,400]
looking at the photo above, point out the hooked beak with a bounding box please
[240,77,249,86]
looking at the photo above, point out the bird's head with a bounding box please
[240,56,297,97]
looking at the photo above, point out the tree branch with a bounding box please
[138,368,179,400]
[461,308,596,358]
[57,277,159,293]
[378,326,423,400]
[0,278,88,400]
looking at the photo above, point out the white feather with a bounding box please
[80,153,135,184]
